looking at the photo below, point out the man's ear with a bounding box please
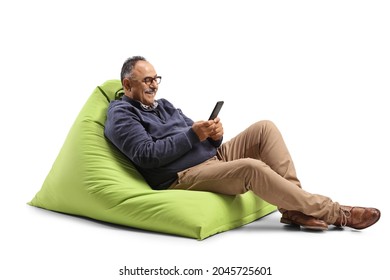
[122,78,132,91]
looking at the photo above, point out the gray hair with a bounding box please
[120,56,147,85]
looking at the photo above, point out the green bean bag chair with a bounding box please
[28,80,277,240]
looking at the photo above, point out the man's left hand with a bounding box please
[210,117,224,141]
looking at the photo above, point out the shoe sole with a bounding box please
[281,217,328,231]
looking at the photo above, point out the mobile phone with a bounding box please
[208,101,224,120]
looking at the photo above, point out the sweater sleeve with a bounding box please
[104,102,200,169]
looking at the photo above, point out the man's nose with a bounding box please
[150,80,158,88]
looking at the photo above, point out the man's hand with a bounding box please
[192,117,224,142]
[209,117,224,141]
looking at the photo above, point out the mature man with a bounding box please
[104,56,380,231]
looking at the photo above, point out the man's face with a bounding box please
[125,60,159,106]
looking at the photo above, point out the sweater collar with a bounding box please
[122,95,159,111]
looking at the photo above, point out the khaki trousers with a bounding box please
[169,120,340,224]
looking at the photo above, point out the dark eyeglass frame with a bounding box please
[131,76,162,85]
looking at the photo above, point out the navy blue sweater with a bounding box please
[104,96,222,190]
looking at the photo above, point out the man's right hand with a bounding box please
[192,120,216,142]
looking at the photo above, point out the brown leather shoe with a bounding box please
[280,210,328,230]
[333,206,381,230]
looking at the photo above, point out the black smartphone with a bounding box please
[208,101,224,120]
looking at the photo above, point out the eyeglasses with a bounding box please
[130,76,162,85]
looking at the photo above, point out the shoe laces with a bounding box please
[339,207,352,227]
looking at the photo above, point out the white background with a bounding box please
[1,0,389,279]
